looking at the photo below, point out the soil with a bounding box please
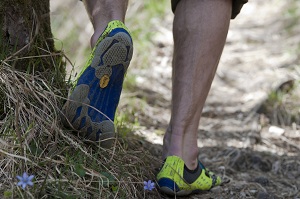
[50,0,300,198]
[126,1,300,198]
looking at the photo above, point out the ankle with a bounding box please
[91,32,102,48]
[183,146,199,170]
[184,158,198,170]
[162,129,183,159]
[162,127,171,159]
[91,20,127,48]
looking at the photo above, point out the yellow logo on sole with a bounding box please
[100,74,110,88]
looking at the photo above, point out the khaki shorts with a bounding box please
[171,0,248,19]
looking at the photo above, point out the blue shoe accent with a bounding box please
[158,178,180,192]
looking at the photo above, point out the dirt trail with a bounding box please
[134,0,297,138]
[130,1,300,198]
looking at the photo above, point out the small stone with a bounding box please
[250,189,258,194]
[240,192,246,197]
[268,126,284,136]
[254,176,269,186]
[257,191,274,199]
[272,161,281,174]
[210,186,222,194]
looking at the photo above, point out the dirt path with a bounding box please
[129,1,300,198]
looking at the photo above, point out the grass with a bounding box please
[0,59,161,198]
[0,1,171,194]
[258,84,300,126]
[0,1,172,196]
[0,1,171,197]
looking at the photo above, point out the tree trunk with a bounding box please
[0,0,66,117]
[0,0,65,83]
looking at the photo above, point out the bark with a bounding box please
[0,0,65,80]
[0,0,66,116]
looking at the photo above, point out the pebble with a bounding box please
[254,176,269,186]
[256,191,275,199]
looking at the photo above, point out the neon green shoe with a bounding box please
[62,20,133,147]
[157,156,221,196]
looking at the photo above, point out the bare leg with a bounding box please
[82,0,129,47]
[163,0,232,170]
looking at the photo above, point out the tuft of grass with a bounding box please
[258,81,300,126]
[0,60,161,198]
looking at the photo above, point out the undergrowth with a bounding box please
[0,1,169,197]
[0,58,161,198]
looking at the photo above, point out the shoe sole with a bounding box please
[160,186,193,196]
[63,30,133,147]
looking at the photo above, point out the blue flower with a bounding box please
[144,180,155,191]
[17,172,34,189]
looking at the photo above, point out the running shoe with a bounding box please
[62,20,133,147]
[157,156,221,196]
